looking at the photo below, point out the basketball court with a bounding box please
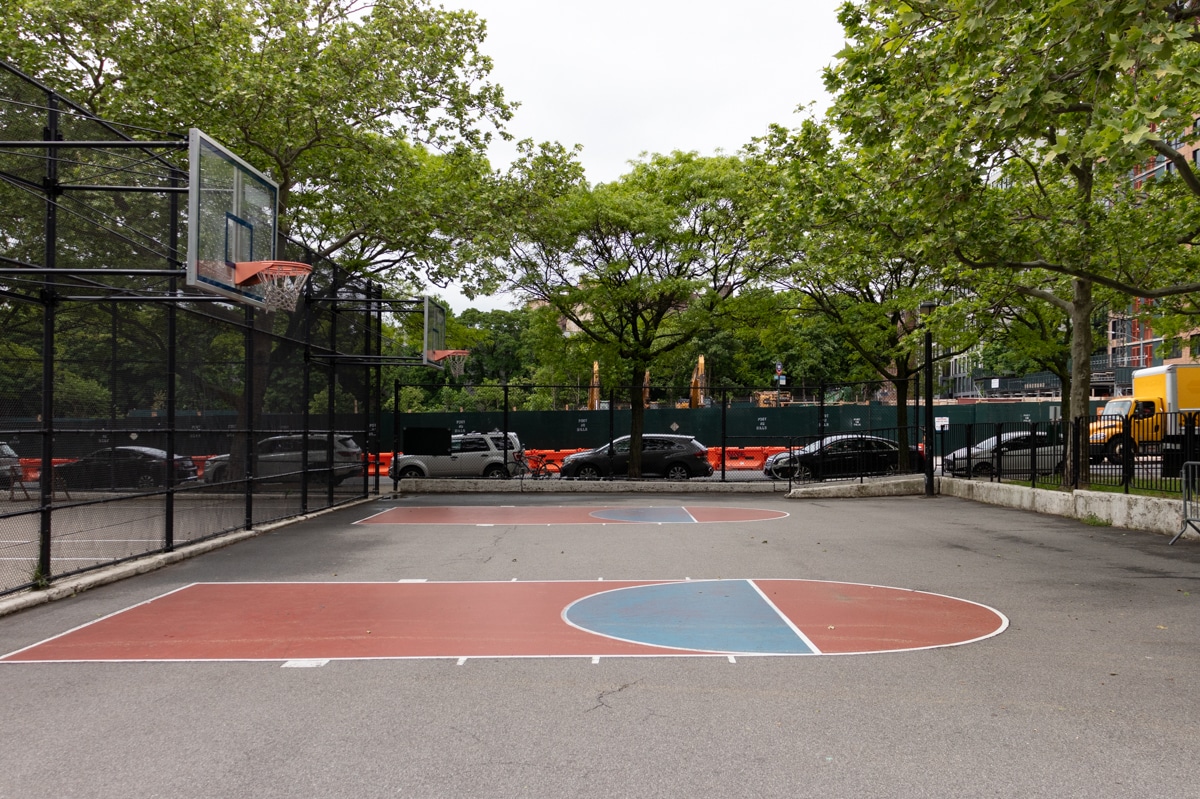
[0,502,1007,664]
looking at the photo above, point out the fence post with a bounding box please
[392,380,399,486]
[1187,412,1198,467]
[607,389,615,475]
[818,382,825,442]
[994,422,1004,481]
[720,387,727,483]
[1069,417,1081,489]
[1122,415,1133,493]
[165,283,177,552]
[243,304,255,530]
[965,422,973,477]
[1029,421,1038,488]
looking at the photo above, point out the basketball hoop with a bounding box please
[233,260,313,312]
[431,349,470,378]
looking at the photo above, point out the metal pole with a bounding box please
[164,168,181,552]
[38,95,60,586]
[720,387,728,483]
[924,328,935,497]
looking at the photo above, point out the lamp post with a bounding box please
[919,301,937,497]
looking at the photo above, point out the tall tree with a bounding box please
[746,122,969,459]
[826,0,1200,478]
[505,150,784,476]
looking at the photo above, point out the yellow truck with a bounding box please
[1088,364,1200,463]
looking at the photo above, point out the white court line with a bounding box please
[0,583,198,661]
[747,579,823,654]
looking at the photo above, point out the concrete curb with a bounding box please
[938,477,1185,537]
[784,475,931,498]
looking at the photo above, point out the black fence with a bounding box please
[0,61,388,597]
[932,413,1200,496]
[389,387,1200,499]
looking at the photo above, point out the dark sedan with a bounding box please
[55,446,199,490]
[559,434,713,480]
[763,435,924,481]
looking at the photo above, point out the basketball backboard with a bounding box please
[422,297,447,368]
[186,128,278,307]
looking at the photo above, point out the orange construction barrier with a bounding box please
[16,457,76,482]
[525,449,587,469]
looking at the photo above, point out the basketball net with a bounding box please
[431,349,469,378]
[233,260,313,312]
[443,353,467,378]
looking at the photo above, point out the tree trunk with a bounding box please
[894,372,912,471]
[1066,278,1094,487]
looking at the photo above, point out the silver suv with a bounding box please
[204,434,364,484]
[0,441,21,486]
[390,432,522,479]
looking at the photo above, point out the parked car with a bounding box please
[0,441,20,487]
[558,434,713,480]
[942,430,1064,477]
[389,432,523,479]
[763,435,924,481]
[55,445,199,490]
[203,434,364,484]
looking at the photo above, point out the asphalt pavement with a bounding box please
[0,490,1197,798]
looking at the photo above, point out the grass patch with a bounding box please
[1002,477,1179,499]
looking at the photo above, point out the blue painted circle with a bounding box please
[588,507,696,523]
[564,580,813,654]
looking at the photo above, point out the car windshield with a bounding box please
[1100,399,1132,418]
[800,438,840,454]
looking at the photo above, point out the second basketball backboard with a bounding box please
[422,297,447,368]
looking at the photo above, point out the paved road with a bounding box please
[1,491,1197,798]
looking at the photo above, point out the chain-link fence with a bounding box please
[386,378,936,485]
[0,62,385,596]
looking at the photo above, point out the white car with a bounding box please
[942,431,1063,477]
[389,432,523,479]
[204,434,364,484]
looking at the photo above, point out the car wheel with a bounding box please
[207,465,227,483]
[576,464,601,480]
[971,462,994,477]
[1106,436,1136,464]
[884,463,900,476]
[795,464,814,482]
[398,466,424,479]
[767,459,792,481]
[483,464,508,479]
[136,472,159,490]
[665,463,691,480]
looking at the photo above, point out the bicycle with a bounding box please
[513,451,560,479]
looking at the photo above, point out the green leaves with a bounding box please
[2,0,518,294]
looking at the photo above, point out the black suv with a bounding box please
[558,434,713,480]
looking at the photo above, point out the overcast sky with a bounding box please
[441,0,848,311]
